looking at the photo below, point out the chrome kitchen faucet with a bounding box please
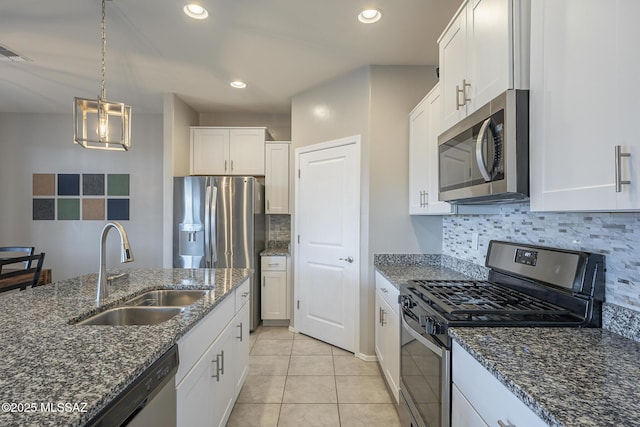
[96,221,134,304]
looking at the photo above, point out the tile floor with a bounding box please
[226,325,401,427]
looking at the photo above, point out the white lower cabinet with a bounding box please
[374,271,400,404]
[261,255,290,320]
[452,341,547,427]
[176,279,251,427]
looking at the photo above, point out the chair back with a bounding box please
[0,247,35,269]
[0,253,45,292]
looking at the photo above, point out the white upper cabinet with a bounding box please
[190,127,268,176]
[265,142,291,214]
[439,0,530,131]
[530,0,640,211]
[409,84,455,215]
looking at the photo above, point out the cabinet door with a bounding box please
[380,295,400,403]
[530,0,619,211]
[374,290,385,368]
[191,128,229,175]
[261,271,288,320]
[176,340,217,427]
[233,302,250,399]
[265,142,290,214]
[452,384,489,427]
[229,128,265,175]
[439,10,468,131]
[410,86,454,215]
[466,0,511,111]
[212,323,236,427]
[615,0,640,209]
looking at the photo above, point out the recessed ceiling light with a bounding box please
[184,3,209,20]
[358,8,382,24]
[230,81,247,89]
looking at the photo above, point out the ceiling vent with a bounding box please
[0,45,29,62]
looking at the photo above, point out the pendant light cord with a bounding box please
[100,0,106,100]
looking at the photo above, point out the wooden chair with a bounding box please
[0,253,45,293]
[0,247,35,269]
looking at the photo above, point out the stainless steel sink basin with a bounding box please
[124,290,208,307]
[75,307,184,326]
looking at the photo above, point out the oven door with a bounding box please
[400,307,450,427]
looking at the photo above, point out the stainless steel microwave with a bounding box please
[438,90,529,204]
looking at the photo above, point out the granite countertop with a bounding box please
[450,328,640,426]
[374,253,489,289]
[0,267,249,427]
[261,240,290,256]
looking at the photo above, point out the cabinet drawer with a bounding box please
[235,278,250,311]
[375,271,399,314]
[262,256,287,271]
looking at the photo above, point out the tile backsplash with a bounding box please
[443,202,640,312]
[268,214,291,242]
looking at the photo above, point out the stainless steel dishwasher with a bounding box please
[87,345,179,427]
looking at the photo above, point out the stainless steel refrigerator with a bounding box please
[173,176,265,330]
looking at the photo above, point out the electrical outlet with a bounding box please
[472,233,479,250]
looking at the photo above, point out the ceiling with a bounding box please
[0,0,460,115]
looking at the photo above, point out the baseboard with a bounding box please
[288,325,299,333]
[262,319,290,327]
[356,352,378,362]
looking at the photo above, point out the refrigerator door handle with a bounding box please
[204,182,218,267]
[210,185,218,265]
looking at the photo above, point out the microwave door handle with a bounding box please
[475,118,493,182]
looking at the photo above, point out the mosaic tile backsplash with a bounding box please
[32,173,130,221]
[268,214,291,242]
[443,202,640,312]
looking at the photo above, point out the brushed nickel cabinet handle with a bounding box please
[462,79,471,104]
[497,420,515,427]
[456,85,464,110]
[237,322,243,341]
[615,145,631,192]
[224,160,228,172]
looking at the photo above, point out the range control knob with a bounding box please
[425,317,444,335]
[398,295,415,309]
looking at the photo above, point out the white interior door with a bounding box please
[294,136,360,352]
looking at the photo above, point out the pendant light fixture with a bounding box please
[73,0,131,151]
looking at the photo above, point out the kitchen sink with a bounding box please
[123,290,208,307]
[75,307,184,326]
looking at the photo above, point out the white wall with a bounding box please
[162,94,198,266]
[0,113,164,281]
[199,112,291,141]
[291,65,443,356]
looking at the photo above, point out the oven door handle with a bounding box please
[401,311,447,357]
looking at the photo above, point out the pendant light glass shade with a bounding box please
[73,0,132,151]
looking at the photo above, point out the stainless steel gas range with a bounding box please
[398,240,605,427]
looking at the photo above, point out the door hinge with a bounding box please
[297,234,300,244]
[298,169,300,178]
[297,300,300,310]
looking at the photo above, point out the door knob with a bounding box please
[339,256,354,263]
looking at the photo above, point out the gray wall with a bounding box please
[291,65,443,356]
[200,112,292,141]
[0,113,164,281]
[443,203,640,313]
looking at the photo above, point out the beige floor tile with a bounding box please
[227,403,281,427]
[292,338,332,355]
[258,326,294,340]
[237,375,287,403]
[249,355,291,376]
[282,375,337,403]
[331,346,352,356]
[335,376,392,404]
[293,332,316,340]
[249,332,259,352]
[338,403,401,427]
[333,356,381,376]
[278,404,340,427]
[288,356,334,375]
[251,339,294,356]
